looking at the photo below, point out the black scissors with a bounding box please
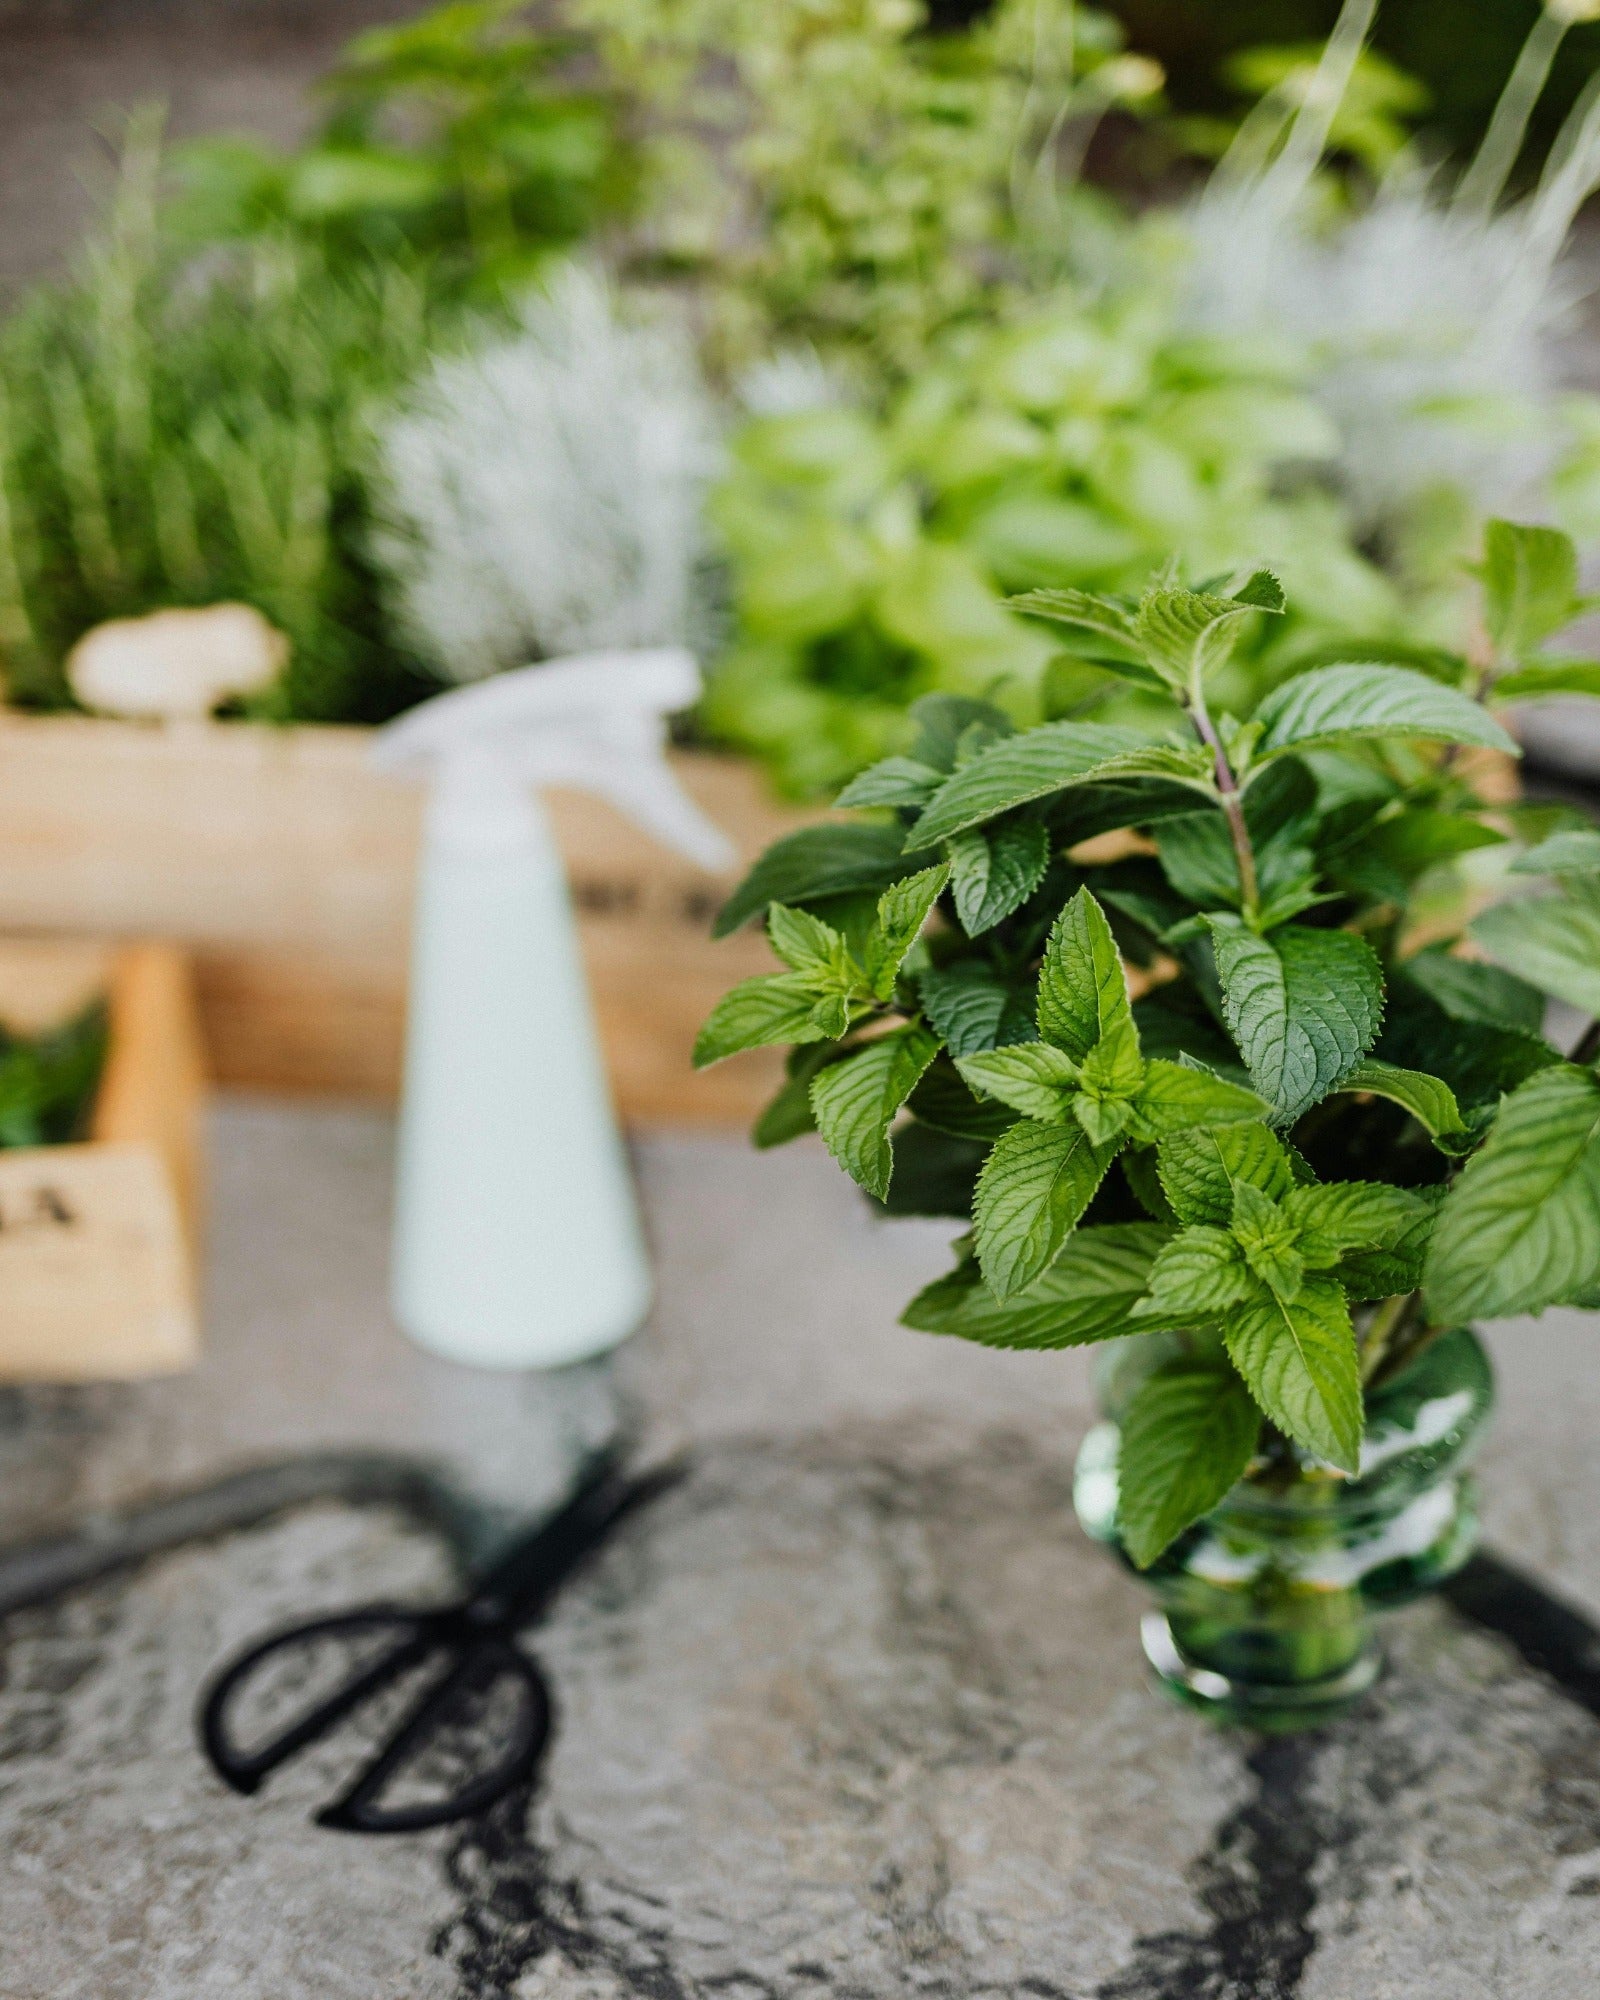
[197,1454,680,1833]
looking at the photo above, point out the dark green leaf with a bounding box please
[907,694,1015,774]
[949,818,1050,936]
[1158,1122,1297,1226]
[713,824,911,936]
[834,756,944,809]
[1398,947,1545,1035]
[908,723,1170,846]
[1118,1360,1260,1568]
[903,1223,1166,1349]
[866,863,951,998]
[1334,1058,1469,1152]
[918,960,1038,1056]
[907,1057,1019,1142]
[1208,918,1384,1123]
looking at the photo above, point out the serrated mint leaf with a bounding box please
[1006,585,1141,650]
[1425,1064,1600,1324]
[1208,918,1383,1124]
[1336,1186,1443,1301]
[907,1058,1019,1143]
[1231,568,1287,613]
[1473,881,1600,1017]
[907,722,1156,846]
[972,1118,1117,1298]
[809,1026,939,1200]
[1156,811,1245,909]
[1037,887,1135,1060]
[903,1223,1165,1349]
[1118,1360,1260,1568]
[1157,1122,1297,1226]
[1281,1180,1426,1266]
[1253,663,1517,760]
[866,862,951,998]
[918,960,1038,1056]
[956,1043,1082,1122]
[752,1044,838,1148]
[834,756,945,810]
[714,823,911,937]
[1129,1059,1268,1141]
[694,973,851,1067]
[1398,947,1545,1035]
[1512,828,1600,874]
[1482,518,1579,658]
[949,818,1050,936]
[1230,1181,1306,1297]
[1123,1145,1179,1222]
[1134,584,1276,689]
[1136,1224,1252,1319]
[1335,1058,1470,1152]
[1225,1274,1363,1472]
[1491,659,1600,700]
[767,903,854,983]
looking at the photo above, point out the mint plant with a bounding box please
[699,519,1600,1569]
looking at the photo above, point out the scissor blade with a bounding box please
[200,1616,432,1794]
[315,1638,551,1833]
[471,1455,686,1626]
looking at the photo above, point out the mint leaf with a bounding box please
[1006,585,1141,651]
[1336,1186,1443,1300]
[1129,1060,1268,1141]
[694,974,850,1067]
[1512,828,1600,875]
[956,1043,1081,1122]
[906,1058,1018,1143]
[972,1118,1117,1298]
[1281,1180,1428,1265]
[714,824,912,937]
[1118,1360,1260,1568]
[918,960,1038,1056]
[1253,664,1516,759]
[948,818,1050,936]
[1136,1224,1252,1318]
[752,1044,839,1148]
[1231,1181,1306,1297]
[767,903,854,982]
[865,862,951,999]
[1482,518,1579,658]
[908,722,1163,846]
[907,693,1014,773]
[1400,946,1545,1034]
[1208,918,1383,1124]
[902,1223,1165,1348]
[834,756,945,810]
[1037,887,1134,1060]
[1157,1122,1297,1226]
[810,1026,939,1200]
[1225,1274,1363,1472]
[1473,882,1600,1017]
[1424,1064,1600,1323]
[1134,579,1280,689]
[1334,1058,1470,1152]
[1491,660,1600,700]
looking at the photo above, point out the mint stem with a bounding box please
[1187,683,1260,919]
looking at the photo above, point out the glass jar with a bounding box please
[1073,1325,1494,1730]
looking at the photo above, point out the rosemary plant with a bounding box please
[698,518,1600,1565]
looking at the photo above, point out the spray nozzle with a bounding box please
[372,648,736,872]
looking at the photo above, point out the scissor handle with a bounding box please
[199,1603,554,1832]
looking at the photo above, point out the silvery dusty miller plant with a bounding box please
[373,264,716,680]
[698,520,1600,1566]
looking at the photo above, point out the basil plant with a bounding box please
[698,519,1600,1567]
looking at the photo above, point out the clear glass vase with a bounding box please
[1073,1325,1494,1730]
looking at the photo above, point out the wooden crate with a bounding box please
[0,714,819,1125]
[0,939,204,1381]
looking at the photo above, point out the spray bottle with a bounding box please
[372,649,734,1371]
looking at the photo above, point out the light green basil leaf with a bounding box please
[865,862,951,998]
[1425,1064,1600,1323]
[766,903,854,983]
[1134,576,1281,690]
[956,1042,1082,1123]
[694,973,851,1067]
[1129,1059,1268,1141]
[1134,1224,1252,1319]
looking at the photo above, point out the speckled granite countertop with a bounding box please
[5,1100,1600,1999]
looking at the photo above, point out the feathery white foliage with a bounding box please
[1182,0,1600,536]
[376,266,717,682]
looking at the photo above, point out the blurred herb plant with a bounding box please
[0,1002,108,1150]
[702,274,1403,796]
[173,0,631,307]
[697,517,1600,1567]
[575,0,1162,383]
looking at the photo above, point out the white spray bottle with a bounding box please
[373,649,734,1371]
